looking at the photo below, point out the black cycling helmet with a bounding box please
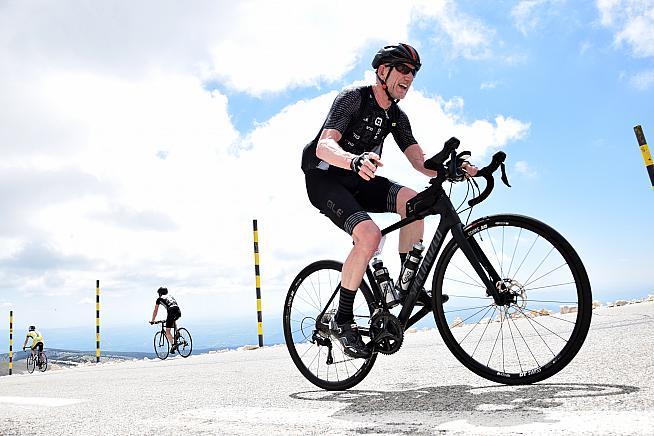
[157,287,168,296]
[372,43,421,72]
[28,325,35,331]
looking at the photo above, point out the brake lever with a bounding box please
[500,162,511,187]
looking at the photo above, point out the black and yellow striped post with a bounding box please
[95,280,101,362]
[634,125,654,190]
[253,220,264,347]
[9,311,13,375]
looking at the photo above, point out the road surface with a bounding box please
[1,301,653,435]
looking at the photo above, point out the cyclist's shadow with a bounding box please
[290,383,638,431]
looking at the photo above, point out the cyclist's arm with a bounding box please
[315,129,356,169]
[22,337,28,349]
[150,304,159,323]
[403,144,437,177]
[316,129,382,178]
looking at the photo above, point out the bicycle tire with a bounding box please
[26,355,35,374]
[39,352,48,372]
[154,331,169,360]
[176,328,193,358]
[433,214,592,384]
[283,260,378,390]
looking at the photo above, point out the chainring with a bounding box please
[369,312,404,355]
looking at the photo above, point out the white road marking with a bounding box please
[183,406,366,429]
[0,396,84,407]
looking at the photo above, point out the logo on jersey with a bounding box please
[374,117,383,127]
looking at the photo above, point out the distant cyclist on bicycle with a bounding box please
[149,287,182,353]
[22,325,44,362]
[301,43,477,358]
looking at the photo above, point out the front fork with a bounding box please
[451,223,514,305]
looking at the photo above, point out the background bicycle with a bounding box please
[25,349,48,373]
[151,320,193,360]
[284,138,592,390]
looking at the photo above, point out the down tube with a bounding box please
[397,217,451,326]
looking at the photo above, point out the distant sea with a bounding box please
[0,317,285,354]
[1,289,649,354]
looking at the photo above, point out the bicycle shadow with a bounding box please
[290,383,639,432]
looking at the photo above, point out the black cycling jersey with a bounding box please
[156,295,179,311]
[301,85,417,174]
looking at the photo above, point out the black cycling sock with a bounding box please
[335,287,356,325]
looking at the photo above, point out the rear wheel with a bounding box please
[283,260,378,390]
[176,328,193,358]
[433,214,592,384]
[38,352,48,372]
[154,331,169,360]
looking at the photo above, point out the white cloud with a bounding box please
[0,1,528,329]
[480,81,499,90]
[630,69,654,89]
[597,0,654,58]
[511,0,566,36]
[413,0,495,60]
[514,160,538,177]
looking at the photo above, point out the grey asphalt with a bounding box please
[0,301,652,435]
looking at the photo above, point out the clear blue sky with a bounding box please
[0,1,652,351]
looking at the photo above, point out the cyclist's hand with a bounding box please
[149,321,154,325]
[461,161,478,177]
[351,152,383,180]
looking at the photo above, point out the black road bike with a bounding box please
[284,138,592,390]
[151,320,193,360]
[26,349,48,373]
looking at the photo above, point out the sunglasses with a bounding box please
[391,63,417,77]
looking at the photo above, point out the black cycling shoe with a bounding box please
[330,321,371,359]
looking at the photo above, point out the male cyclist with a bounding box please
[149,287,182,353]
[302,43,476,358]
[22,325,44,364]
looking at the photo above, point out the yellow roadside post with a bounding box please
[253,220,264,347]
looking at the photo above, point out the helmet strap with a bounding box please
[376,66,399,104]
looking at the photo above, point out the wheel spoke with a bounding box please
[435,216,591,383]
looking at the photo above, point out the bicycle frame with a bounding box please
[156,321,178,341]
[316,181,504,332]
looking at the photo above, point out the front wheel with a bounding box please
[433,214,592,384]
[26,355,35,374]
[283,260,378,390]
[154,331,169,360]
[175,328,193,358]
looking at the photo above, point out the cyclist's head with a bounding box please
[28,325,35,331]
[157,287,168,296]
[371,43,421,73]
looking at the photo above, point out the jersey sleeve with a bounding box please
[323,88,362,134]
[156,297,162,305]
[392,108,418,152]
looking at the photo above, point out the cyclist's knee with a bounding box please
[352,221,381,256]
[396,187,418,218]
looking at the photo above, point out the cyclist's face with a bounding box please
[382,63,415,100]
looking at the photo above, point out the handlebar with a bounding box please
[425,136,511,207]
[150,320,166,325]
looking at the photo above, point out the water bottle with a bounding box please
[397,241,425,295]
[372,258,400,307]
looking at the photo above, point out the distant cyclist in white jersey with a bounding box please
[149,287,182,353]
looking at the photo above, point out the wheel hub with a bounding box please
[496,278,527,308]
